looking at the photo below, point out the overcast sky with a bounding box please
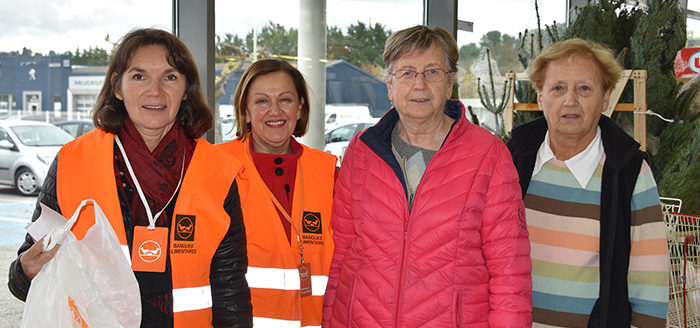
[0,0,569,55]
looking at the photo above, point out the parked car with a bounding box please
[53,119,96,138]
[324,104,372,131]
[324,118,378,163]
[0,120,74,195]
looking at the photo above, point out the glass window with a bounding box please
[75,95,97,113]
[0,94,10,111]
[10,125,73,146]
[57,123,80,138]
[0,127,12,144]
[326,123,361,144]
[53,94,62,111]
[214,0,422,143]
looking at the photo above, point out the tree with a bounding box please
[478,31,522,75]
[246,21,298,58]
[327,21,391,78]
[21,47,33,57]
[457,43,481,98]
[327,26,350,60]
[72,46,110,65]
[217,32,246,61]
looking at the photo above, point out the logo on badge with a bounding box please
[299,265,310,281]
[302,212,322,234]
[175,215,196,241]
[138,240,162,263]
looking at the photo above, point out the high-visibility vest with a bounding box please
[56,129,242,328]
[218,137,336,328]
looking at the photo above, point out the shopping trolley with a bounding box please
[664,198,700,328]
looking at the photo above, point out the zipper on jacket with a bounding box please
[395,168,416,328]
[389,154,409,327]
[394,212,409,328]
[389,122,455,327]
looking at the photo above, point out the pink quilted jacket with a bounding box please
[323,101,532,328]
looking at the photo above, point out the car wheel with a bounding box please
[15,168,38,196]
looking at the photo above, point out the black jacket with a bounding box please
[8,143,253,328]
[506,115,646,328]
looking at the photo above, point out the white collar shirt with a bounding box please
[533,126,605,189]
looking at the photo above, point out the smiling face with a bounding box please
[245,71,303,154]
[115,44,186,140]
[386,44,453,124]
[538,55,610,147]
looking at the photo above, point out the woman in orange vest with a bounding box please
[217,59,337,328]
[8,28,253,328]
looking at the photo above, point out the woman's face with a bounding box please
[115,45,186,138]
[386,44,453,123]
[537,55,610,145]
[245,71,303,154]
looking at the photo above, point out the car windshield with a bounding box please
[11,125,74,146]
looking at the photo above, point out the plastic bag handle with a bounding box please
[44,199,102,252]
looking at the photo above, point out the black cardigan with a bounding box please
[506,115,647,328]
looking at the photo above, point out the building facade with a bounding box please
[0,55,72,114]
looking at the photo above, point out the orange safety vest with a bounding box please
[218,137,336,328]
[56,129,242,328]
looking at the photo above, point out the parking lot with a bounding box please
[0,185,37,328]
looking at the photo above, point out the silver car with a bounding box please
[0,120,74,196]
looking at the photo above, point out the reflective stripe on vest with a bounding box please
[252,316,323,328]
[173,285,213,312]
[253,317,300,328]
[246,267,328,296]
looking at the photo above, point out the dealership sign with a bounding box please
[674,47,700,78]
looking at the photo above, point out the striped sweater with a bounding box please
[527,156,669,328]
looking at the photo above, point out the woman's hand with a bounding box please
[19,238,59,279]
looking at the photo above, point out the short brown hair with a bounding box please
[93,28,213,138]
[232,59,310,139]
[527,38,622,92]
[383,25,459,83]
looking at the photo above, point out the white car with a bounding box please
[324,118,378,163]
[0,120,74,195]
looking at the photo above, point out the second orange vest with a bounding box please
[218,137,336,328]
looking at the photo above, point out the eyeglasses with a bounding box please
[390,68,451,83]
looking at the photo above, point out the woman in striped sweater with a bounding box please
[507,38,669,328]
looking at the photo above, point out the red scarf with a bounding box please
[116,119,195,228]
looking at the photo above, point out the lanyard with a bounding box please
[245,139,307,263]
[115,136,185,230]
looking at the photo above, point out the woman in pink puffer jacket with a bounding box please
[322,25,532,328]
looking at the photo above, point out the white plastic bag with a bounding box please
[21,199,141,328]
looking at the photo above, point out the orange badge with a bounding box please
[298,262,312,298]
[131,226,168,273]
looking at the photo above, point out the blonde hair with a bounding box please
[527,38,622,92]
